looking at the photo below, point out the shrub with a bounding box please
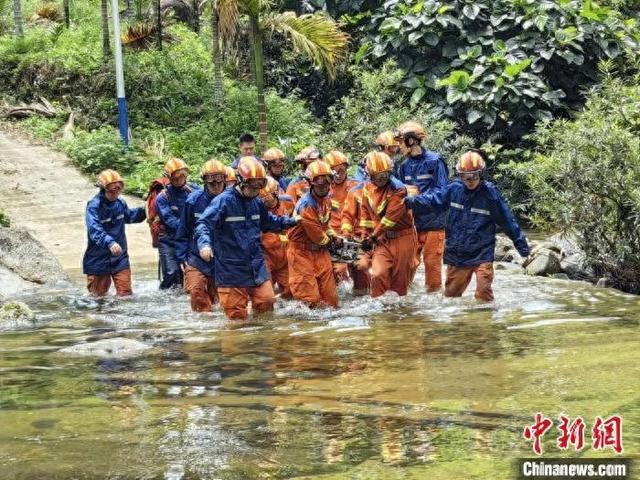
[320,62,473,166]
[59,127,137,175]
[507,74,640,292]
[21,116,64,141]
[363,0,638,144]
[0,207,9,227]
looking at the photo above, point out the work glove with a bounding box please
[109,242,123,256]
[199,246,213,262]
[330,236,344,250]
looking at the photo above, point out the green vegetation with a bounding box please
[0,0,640,291]
[0,207,9,227]
[508,72,640,293]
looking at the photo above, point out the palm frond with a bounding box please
[261,11,349,80]
[216,0,240,41]
[34,2,61,21]
[122,22,173,49]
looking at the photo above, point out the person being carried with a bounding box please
[395,121,449,293]
[195,157,296,320]
[405,151,530,302]
[287,160,340,308]
[359,151,418,298]
[176,159,227,312]
[258,177,295,299]
[83,170,146,297]
[155,158,198,290]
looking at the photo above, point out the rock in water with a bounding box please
[59,338,152,359]
[525,250,562,276]
[0,301,35,322]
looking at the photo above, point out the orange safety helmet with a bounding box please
[259,176,280,198]
[96,169,123,188]
[224,166,237,184]
[456,151,486,174]
[324,150,349,169]
[236,156,267,183]
[296,146,321,163]
[304,160,334,182]
[365,151,394,176]
[396,121,427,141]
[262,147,286,163]
[201,158,226,176]
[375,130,400,148]
[164,158,189,177]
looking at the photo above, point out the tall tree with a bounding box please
[12,0,23,37]
[63,0,70,27]
[216,0,348,150]
[210,3,223,104]
[101,0,110,61]
[155,0,162,50]
[192,0,200,32]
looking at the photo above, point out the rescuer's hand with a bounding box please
[109,243,123,256]
[199,246,213,262]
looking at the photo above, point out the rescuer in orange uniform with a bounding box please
[359,151,418,297]
[287,160,340,307]
[259,176,295,298]
[286,146,320,203]
[341,180,373,295]
[325,150,359,283]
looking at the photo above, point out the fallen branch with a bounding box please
[5,98,57,119]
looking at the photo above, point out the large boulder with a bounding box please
[0,301,35,322]
[494,234,520,263]
[0,226,69,285]
[525,249,562,276]
[58,338,152,359]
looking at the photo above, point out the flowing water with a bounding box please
[1,265,639,479]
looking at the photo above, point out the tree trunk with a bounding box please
[125,0,133,18]
[250,15,267,151]
[211,7,223,105]
[63,0,70,27]
[13,0,23,38]
[101,0,110,61]
[155,0,162,50]
[192,0,199,32]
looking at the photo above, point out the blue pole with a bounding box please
[111,0,129,145]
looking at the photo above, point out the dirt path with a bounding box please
[0,130,157,279]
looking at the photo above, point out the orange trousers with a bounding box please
[444,262,495,302]
[86,268,132,297]
[417,230,446,292]
[183,265,217,312]
[351,252,372,296]
[287,245,338,307]
[370,230,418,297]
[217,280,275,320]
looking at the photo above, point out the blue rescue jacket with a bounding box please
[176,188,217,278]
[274,175,290,190]
[406,180,529,267]
[353,165,367,183]
[398,149,449,231]
[195,187,296,287]
[156,183,199,245]
[83,193,146,275]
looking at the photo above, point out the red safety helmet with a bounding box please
[456,151,485,174]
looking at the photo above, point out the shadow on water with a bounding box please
[1,266,639,479]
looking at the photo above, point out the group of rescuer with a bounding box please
[83,124,530,319]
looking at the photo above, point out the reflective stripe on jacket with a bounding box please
[195,187,296,287]
[83,193,146,275]
[408,180,529,267]
[398,148,449,231]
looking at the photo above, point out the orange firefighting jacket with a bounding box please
[360,177,415,239]
[288,191,335,246]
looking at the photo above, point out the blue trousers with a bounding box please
[158,239,183,290]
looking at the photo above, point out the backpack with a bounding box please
[145,177,170,248]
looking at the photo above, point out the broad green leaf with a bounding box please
[503,58,532,78]
[462,4,480,20]
[410,87,426,106]
[408,31,423,43]
[467,109,483,124]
